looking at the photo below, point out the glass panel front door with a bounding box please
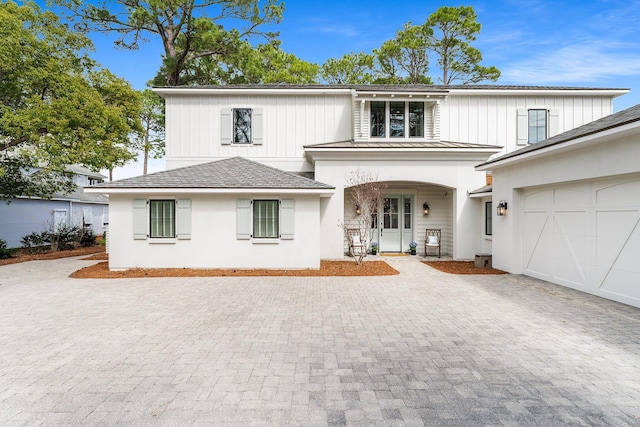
[377,195,414,253]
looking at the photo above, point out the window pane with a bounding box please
[528,109,547,144]
[150,200,175,238]
[409,102,424,137]
[253,200,279,238]
[485,202,492,236]
[383,198,399,229]
[370,101,385,137]
[234,108,252,144]
[389,101,405,137]
[404,198,411,229]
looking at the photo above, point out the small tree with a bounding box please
[341,169,386,265]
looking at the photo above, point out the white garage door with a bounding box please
[522,175,640,308]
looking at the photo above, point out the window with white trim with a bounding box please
[150,200,175,238]
[233,108,252,144]
[370,101,425,139]
[133,199,191,240]
[220,107,263,145]
[528,109,547,144]
[236,199,294,240]
[253,200,279,238]
[517,108,558,145]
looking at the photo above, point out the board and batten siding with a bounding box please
[352,100,439,142]
[439,95,614,153]
[164,94,352,171]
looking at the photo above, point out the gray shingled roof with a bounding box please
[89,157,334,190]
[479,104,640,167]
[155,84,627,92]
[304,140,499,149]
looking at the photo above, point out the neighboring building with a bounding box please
[0,165,108,248]
[477,104,640,308]
[86,84,627,270]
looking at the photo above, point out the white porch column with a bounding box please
[315,161,346,259]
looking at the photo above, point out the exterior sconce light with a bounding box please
[423,202,430,215]
[355,204,361,215]
[497,200,508,216]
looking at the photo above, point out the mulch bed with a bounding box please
[423,261,507,275]
[0,246,106,266]
[70,260,399,278]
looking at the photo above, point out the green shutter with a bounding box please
[176,199,191,240]
[280,199,294,240]
[236,199,252,239]
[133,199,148,240]
[221,108,232,145]
[516,109,528,145]
[253,108,263,145]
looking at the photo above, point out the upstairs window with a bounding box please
[389,101,405,137]
[528,109,547,144]
[409,102,424,137]
[371,101,385,137]
[220,108,263,145]
[370,101,425,139]
[233,108,252,144]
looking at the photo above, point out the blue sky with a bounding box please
[38,0,640,178]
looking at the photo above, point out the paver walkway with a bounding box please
[0,255,639,426]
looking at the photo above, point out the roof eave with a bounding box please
[85,187,335,196]
[446,88,629,97]
[153,87,353,97]
[476,120,640,171]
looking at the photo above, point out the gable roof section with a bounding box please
[477,104,640,169]
[86,157,334,194]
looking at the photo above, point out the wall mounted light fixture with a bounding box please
[423,202,430,215]
[497,200,508,216]
[355,204,361,215]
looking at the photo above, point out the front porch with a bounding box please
[343,181,454,256]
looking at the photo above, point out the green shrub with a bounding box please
[20,232,50,253]
[0,238,15,259]
[79,227,97,247]
[50,224,82,251]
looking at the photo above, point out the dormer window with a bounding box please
[370,101,425,139]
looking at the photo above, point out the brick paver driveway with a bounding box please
[1,255,639,426]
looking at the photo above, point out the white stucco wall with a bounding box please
[314,157,489,260]
[108,193,321,270]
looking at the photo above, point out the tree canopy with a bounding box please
[56,0,286,86]
[133,90,165,175]
[321,5,500,86]
[0,1,142,200]
[426,6,500,84]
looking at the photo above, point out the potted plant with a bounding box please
[370,242,378,255]
[409,241,418,255]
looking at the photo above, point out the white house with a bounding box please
[86,84,627,270]
[477,104,640,308]
[0,165,108,248]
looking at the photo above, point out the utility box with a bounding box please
[475,253,492,269]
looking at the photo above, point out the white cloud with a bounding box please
[501,41,640,84]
